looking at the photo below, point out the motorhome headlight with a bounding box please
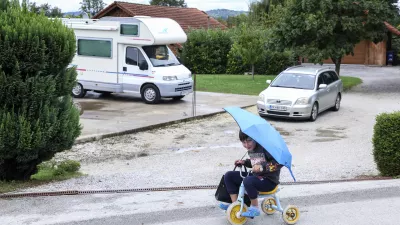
[295,97,309,105]
[258,94,265,102]
[163,76,178,81]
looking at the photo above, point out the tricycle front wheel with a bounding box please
[226,201,248,225]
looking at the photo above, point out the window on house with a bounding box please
[77,39,112,58]
[121,24,139,36]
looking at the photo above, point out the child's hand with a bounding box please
[252,164,262,172]
[234,160,245,166]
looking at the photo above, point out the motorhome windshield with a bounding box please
[142,45,181,67]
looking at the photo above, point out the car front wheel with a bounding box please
[332,94,341,111]
[309,102,318,122]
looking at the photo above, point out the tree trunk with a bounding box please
[331,57,341,76]
[252,64,255,80]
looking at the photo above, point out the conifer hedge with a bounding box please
[0,1,81,180]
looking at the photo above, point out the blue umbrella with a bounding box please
[224,106,296,182]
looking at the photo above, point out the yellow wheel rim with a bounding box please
[228,204,247,225]
[262,198,277,214]
[284,206,300,224]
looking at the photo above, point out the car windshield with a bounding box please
[142,45,181,67]
[270,73,316,90]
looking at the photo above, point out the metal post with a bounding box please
[192,73,196,117]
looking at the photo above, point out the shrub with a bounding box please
[181,28,233,74]
[226,50,295,75]
[58,160,81,173]
[0,2,81,181]
[372,111,400,177]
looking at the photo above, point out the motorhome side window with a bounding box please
[120,24,138,36]
[77,39,112,58]
[126,47,146,66]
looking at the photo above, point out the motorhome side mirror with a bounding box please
[266,80,271,84]
[319,84,327,89]
[139,61,148,70]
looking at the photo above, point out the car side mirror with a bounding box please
[139,60,148,70]
[266,80,271,84]
[177,56,182,63]
[319,84,327,89]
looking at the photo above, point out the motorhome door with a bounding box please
[119,45,150,94]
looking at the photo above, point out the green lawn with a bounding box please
[194,74,362,96]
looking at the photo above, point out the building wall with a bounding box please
[302,40,387,66]
[365,40,387,66]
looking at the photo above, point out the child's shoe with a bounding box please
[219,203,230,210]
[241,206,260,218]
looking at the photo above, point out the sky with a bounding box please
[30,0,254,12]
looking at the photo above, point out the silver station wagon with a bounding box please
[257,66,343,121]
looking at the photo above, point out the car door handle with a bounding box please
[123,67,127,72]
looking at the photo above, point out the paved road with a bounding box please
[74,91,256,142]
[2,179,400,225]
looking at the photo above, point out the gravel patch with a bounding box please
[14,65,400,193]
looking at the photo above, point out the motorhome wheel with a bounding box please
[72,83,87,98]
[141,84,161,104]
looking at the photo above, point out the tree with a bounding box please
[150,0,187,7]
[0,1,81,181]
[270,0,395,75]
[80,0,106,17]
[231,23,268,79]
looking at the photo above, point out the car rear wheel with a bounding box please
[309,102,318,122]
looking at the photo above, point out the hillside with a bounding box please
[205,9,248,19]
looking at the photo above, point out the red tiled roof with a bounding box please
[384,21,400,36]
[93,1,227,31]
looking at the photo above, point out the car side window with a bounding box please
[322,72,333,85]
[317,74,325,87]
[329,71,339,81]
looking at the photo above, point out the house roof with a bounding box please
[93,1,227,31]
[384,21,400,36]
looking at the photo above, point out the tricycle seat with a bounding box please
[259,185,279,196]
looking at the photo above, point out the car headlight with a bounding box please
[163,76,178,81]
[258,94,265,102]
[295,97,309,105]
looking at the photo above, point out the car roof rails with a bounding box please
[315,66,333,74]
[284,65,304,71]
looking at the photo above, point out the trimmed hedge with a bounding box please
[226,49,296,75]
[372,111,400,177]
[182,28,296,75]
[181,28,233,74]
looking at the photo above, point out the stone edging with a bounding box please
[74,104,256,145]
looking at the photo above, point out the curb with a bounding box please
[74,104,257,145]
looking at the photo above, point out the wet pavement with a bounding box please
[74,91,256,142]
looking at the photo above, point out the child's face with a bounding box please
[242,137,256,151]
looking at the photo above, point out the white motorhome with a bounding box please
[62,16,193,104]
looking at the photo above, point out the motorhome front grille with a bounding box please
[179,82,191,86]
[175,86,192,92]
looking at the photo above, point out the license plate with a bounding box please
[269,105,287,111]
